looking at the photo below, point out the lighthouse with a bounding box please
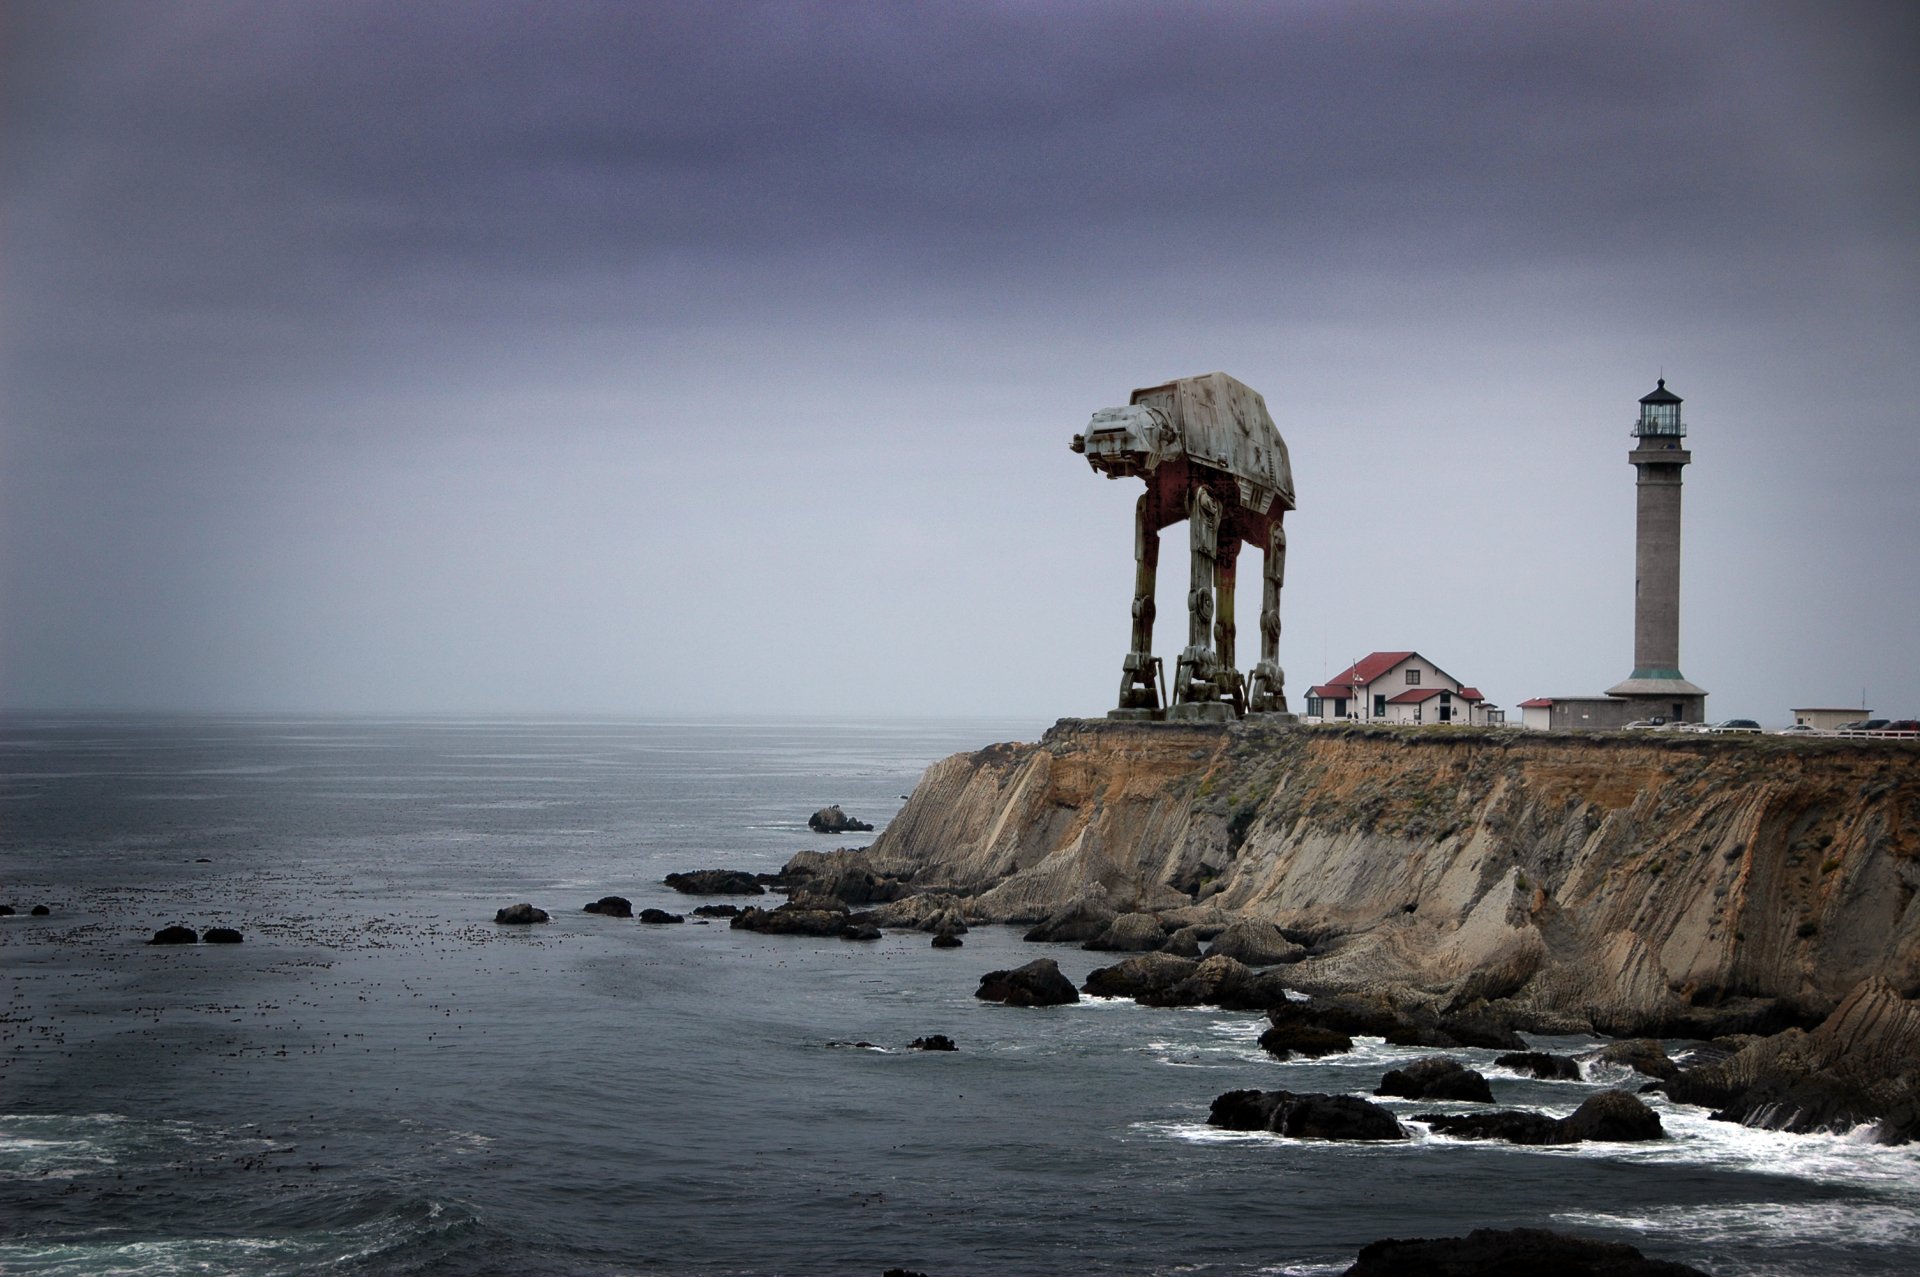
[1605,378,1708,721]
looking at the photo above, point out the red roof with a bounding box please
[1387,687,1446,704]
[1518,697,1554,708]
[1308,684,1354,699]
[1457,687,1484,702]
[1321,651,1418,688]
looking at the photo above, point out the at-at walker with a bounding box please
[1070,372,1295,722]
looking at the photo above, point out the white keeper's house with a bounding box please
[1305,651,1499,725]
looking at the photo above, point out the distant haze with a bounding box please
[4,1,1916,723]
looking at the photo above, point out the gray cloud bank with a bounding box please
[4,1,1916,719]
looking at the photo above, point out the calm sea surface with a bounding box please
[2,715,1916,1276]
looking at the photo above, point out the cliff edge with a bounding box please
[846,719,1920,1034]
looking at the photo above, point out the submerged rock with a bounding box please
[975,958,1079,1007]
[1257,1021,1355,1061]
[931,929,963,948]
[807,805,873,834]
[583,895,634,917]
[149,924,198,945]
[1343,1226,1710,1276]
[1208,1089,1407,1141]
[1375,1057,1494,1103]
[691,904,741,918]
[30,904,51,917]
[663,870,765,896]
[909,1034,957,1051]
[494,903,549,925]
[638,908,685,924]
[1082,952,1197,1000]
[203,927,244,944]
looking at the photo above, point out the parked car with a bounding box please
[1839,719,1890,733]
[1657,720,1704,732]
[1877,719,1920,735]
[1710,719,1763,734]
[1623,718,1666,730]
[1776,723,1823,736]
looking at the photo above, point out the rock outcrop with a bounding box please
[149,925,198,944]
[1496,1051,1583,1080]
[1419,1089,1664,1145]
[1658,976,1920,1144]
[494,904,549,925]
[203,927,244,944]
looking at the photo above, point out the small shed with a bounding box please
[1792,707,1870,731]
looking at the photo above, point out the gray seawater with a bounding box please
[3,715,1917,1276]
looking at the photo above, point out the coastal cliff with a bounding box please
[847,720,1920,1033]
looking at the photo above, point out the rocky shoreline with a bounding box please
[684,718,1920,1144]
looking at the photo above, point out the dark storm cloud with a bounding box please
[14,0,1911,348]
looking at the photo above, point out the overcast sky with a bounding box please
[3,1,1916,723]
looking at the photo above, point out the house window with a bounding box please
[1306,696,1324,717]
[1333,698,1348,718]
[1373,694,1386,717]
[1439,692,1451,704]
[1405,669,1421,686]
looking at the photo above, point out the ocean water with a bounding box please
[2,714,1916,1277]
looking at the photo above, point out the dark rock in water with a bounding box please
[1561,1089,1667,1141]
[842,923,883,941]
[976,958,1079,1007]
[583,895,634,917]
[1656,978,1920,1144]
[203,927,243,944]
[1258,1021,1355,1061]
[909,1034,957,1051]
[827,1040,883,1050]
[1343,1226,1711,1276]
[1022,895,1118,944]
[1419,1090,1663,1145]
[30,904,51,916]
[494,903,549,925]
[664,870,765,896]
[794,868,908,907]
[732,902,856,937]
[150,925,198,945]
[1204,919,1306,967]
[638,908,685,924]
[1376,1057,1494,1103]
[807,804,873,834]
[883,1269,930,1277]
[930,930,963,948]
[1497,1050,1583,1080]
[1144,954,1258,1009]
[195,857,212,863]
[1594,1038,1680,1081]
[692,904,741,918]
[0,905,13,916]
[1208,1089,1407,1141]
[1082,952,1196,1000]
[1085,910,1169,952]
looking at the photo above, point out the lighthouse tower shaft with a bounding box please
[1630,442,1689,676]
[1605,378,1707,720]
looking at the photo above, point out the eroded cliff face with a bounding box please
[864,720,1920,1031]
